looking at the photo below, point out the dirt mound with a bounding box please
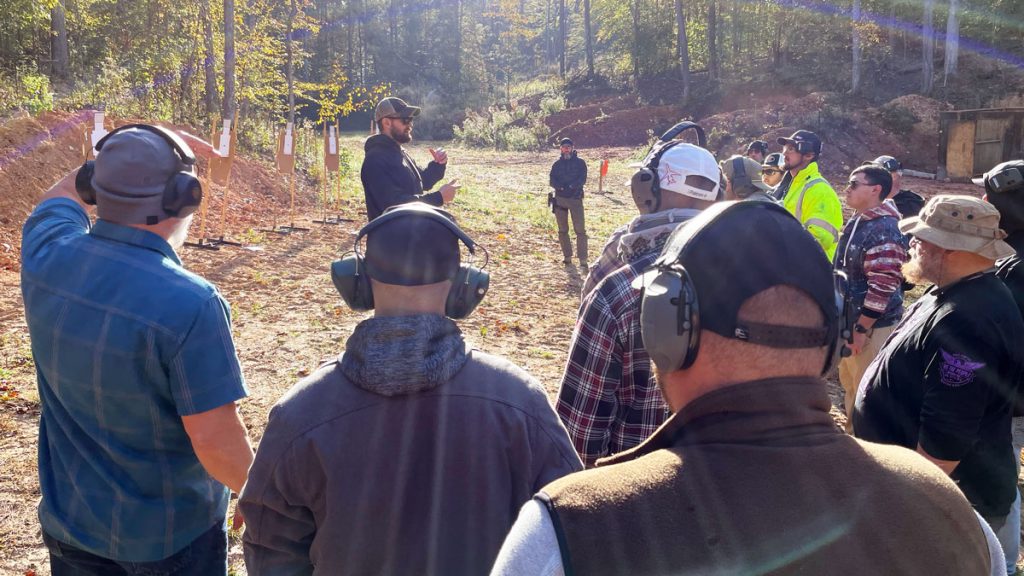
[544,96,641,135]
[0,111,317,272]
[548,103,685,147]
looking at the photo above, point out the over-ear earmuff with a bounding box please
[330,204,490,319]
[75,124,203,220]
[638,202,846,377]
[630,122,708,214]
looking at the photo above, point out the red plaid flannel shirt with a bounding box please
[557,250,671,466]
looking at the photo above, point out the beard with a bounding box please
[390,124,412,144]
[902,249,941,286]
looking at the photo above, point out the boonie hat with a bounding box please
[639,201,837,347]
[93,127,190,225]
[777,130,823,155]
[655,143,721,201]
[375,97,421,122]
[364,204,461,286]
[899,194,1014,260]
[720,155,770,197]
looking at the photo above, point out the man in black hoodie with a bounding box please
[360,96,460,220]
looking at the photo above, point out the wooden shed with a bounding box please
[938,108,1024,182]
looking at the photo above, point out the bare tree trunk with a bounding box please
[201,0,219,119]
[222,0,236,118]
[675,0,690,102]
[851,0,861,93]
[286,0,296,125]
[708,0,718,81]
[631,0,641,85]
[559,0,566,77]
[583,0,594,78]
[454,0,462,91]
[50,0,70,87]
[921,0,934,93]
[943,0,959,82]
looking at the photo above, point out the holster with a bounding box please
[548,192,556,213]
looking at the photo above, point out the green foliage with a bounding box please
[540,92,566,116]
[453,106,548,151]
[876,104,921,137]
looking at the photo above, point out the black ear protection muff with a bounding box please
[637,202,850,377]
[630,121,708,214]
[330,205,490,319]
[75,124,203,219]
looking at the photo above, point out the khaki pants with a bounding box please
[838,323,895,433]
[554,196,588,265]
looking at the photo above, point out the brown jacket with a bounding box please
[541,377,992,576]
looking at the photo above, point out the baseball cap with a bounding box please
[972,160,1024,193]
[763,152,784,169]
[720,155,770,197]
[92,127,191,225]
[655,143,721,201]
[374,97,421,122]
[899,195,1014,260]
[869,155,902,173]
[746,140,768,155]
[559,138,574,146]
[641,201,837,348]
[777,130,823,155]
[364,204,461,286]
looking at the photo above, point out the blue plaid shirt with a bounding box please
[21,199,248,562]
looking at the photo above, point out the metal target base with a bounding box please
[185,236,244,251]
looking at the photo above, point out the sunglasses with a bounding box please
[761,168,783,175]
[388,116,415,125]
[847,180,875,188]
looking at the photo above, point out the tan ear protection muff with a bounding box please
[330,204,490,319]
[75,124,202,219]
[637,201,850,376]
[630,121,707,214]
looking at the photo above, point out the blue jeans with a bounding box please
[995,487,1022,576]
[43,522,227,576]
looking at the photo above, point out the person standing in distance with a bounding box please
[361,96,460,220]
[549,137,589,267]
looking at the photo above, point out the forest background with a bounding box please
[5,0,1024,156]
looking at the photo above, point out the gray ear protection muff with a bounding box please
[330,205,490,319]
[75,124,203,218]
[630,122,708,214]
[638,202,851,377]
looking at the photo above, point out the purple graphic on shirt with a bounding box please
[939,349,985,387]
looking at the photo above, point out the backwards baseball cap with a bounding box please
[364,204,461,286]
[374,97,421,122]
[869,155,902,173]
[899,194,1014,260]
[973,160,1024,193]
[777,130,822,155]
[642,201,837,350]
[975,160,1024,234]
[655,143,721,201]
[746,140,769,154]
[720,155,770,198]
[92,127,193,225]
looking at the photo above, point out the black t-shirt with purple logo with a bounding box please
[853,271,1024,519]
